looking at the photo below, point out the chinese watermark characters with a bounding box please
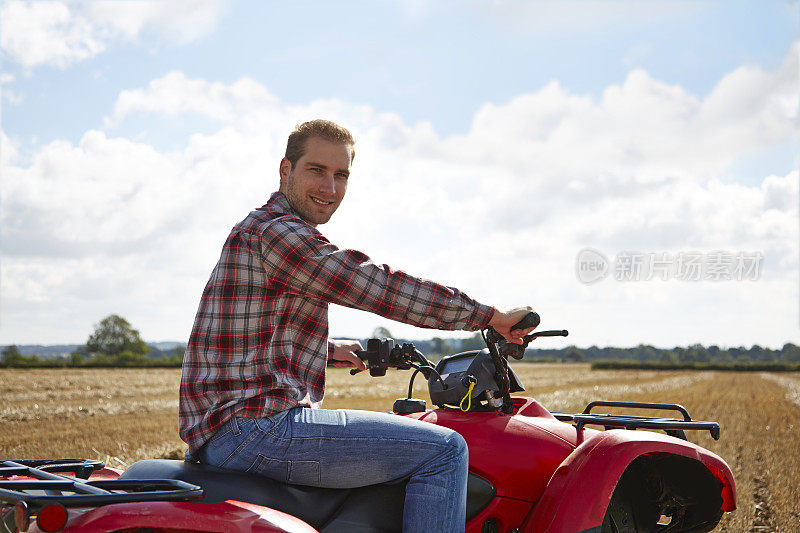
[576,249,763,284]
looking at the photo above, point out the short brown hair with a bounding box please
[285,119,355,167]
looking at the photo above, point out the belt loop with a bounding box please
[230,416,241,436]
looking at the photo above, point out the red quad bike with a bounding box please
[2,312,736,533]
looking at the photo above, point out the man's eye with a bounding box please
[311,167,323,173]
[335,173,348,180]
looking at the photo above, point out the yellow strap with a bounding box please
[459,381,476,412]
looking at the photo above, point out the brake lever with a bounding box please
[498,330,569,360]
[523,329,569,342]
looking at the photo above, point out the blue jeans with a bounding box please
[197,407,468,533]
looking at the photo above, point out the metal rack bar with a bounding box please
[0,459,203,509]
[582,401,692,420]
[551,400,720,440]
[0,460,104,480]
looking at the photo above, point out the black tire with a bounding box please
[601,469,659,533]
[602,455,726,533]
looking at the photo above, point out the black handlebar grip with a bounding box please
[532,329,569,337]
[511,312,540,331]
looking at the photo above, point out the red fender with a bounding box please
[524,430,736,533]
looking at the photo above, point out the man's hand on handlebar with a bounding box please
[329,339,367,370]
[488,307,538,344]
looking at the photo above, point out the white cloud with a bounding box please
[462,43,798,190]
[2,131,183,257]
[0,1,227,69]
[2,44,798,347]
[1,130,19,166]
[84,0,228,45]
[106,71,281,127]
[1,2,103,69]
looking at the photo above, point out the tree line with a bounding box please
[1,315,185,368]
[416,332,800,366]
[2,317,799,369]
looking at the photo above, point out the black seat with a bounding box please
[121,460,495,532]
[120,459,404,533]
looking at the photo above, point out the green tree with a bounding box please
[658,350,678,364]
[689,344,711,363]
[85,315,149,357]
[116,350,148,366]
[2,345,25,367]
[372,326,393,340]
[564,347,585,362]
[634,344,658,361]
[747,345,766,362]
[170,345,187,359]
[781,343,800,362]
[430,337,447,355]
[675,347,695,363]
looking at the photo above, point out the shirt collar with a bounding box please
[266,191,318,229]
[267,191,294,215]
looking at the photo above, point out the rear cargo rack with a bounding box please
[0,459,105,480]
[1,459,202,531]
[550,401,720,441]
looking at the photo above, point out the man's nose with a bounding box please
[318,172,336,194]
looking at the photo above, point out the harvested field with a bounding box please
[1,365,798,531]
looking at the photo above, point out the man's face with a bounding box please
[279,137,352,226]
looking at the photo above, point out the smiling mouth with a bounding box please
[311,196,334,206]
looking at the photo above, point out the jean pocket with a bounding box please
[247,454,320,486]
[288,460,320,485]
[248,454,290,482]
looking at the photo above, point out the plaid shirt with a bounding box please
[179,192,494,456]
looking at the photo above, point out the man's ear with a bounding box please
[279,158,292,190]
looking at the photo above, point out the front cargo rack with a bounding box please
[550,401,720,441]
[1,459,202,531]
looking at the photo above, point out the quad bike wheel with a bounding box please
[601,454,724,533]
[601,463,659,532]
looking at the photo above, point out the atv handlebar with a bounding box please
[484,311,540,346]
[350,311,567,374]
[484,311,568,360]
[349,339,442,382]
[347,310,567,415]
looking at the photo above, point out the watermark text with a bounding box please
[576,249,762,284]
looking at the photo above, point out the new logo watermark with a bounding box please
[575,248,609,284]
[575,249,763,284]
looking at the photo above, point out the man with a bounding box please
[179,119,536,532]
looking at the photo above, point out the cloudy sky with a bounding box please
[1,0,798,349]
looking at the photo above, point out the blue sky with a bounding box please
[1,1,798,347]
[6,1,797,147]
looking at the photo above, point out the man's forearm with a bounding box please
[262,221,494,331]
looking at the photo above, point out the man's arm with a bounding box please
[261,218,494,331]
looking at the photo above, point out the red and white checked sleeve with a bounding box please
[260,216,494,331]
